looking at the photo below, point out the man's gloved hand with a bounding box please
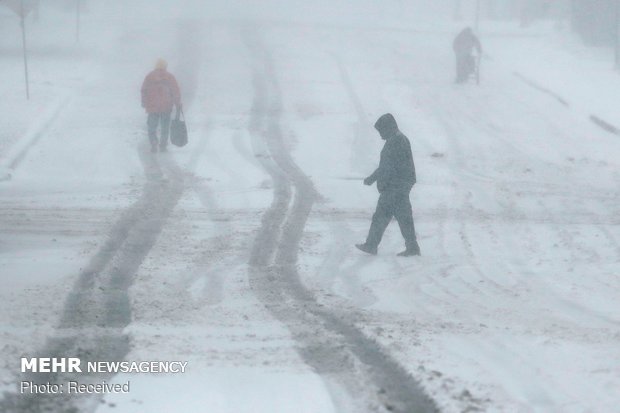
[363,176,373,186]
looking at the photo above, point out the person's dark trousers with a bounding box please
[365,190,419,251]
[455,53,472,83]
[147,112,171,150]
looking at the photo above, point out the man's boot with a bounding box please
[397,241,421,257]
[355,243,377,255]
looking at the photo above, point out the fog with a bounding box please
[2,1,620,413]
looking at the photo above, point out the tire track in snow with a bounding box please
[492,190,619,405]
[0,143,185,413]
[436,100,619,326]
[243,26,438,413]
[429,100,571,409]
[532,198,620,327]
[481,78,620,329]
[497,83,620,293]
[432,111,513,300]
[498,186,620,332]
[465,83,620,307]
[0,21,204,413]
[433,83,620,401]
[160,21,242,307]
[427,104,588,403]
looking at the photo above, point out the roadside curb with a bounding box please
[590,115,620,136]
[514,71,620,137]
[1,94,71,177]
[514,72,569,107]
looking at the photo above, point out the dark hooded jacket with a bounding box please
[453,28,482,57]
[368,114,416,193]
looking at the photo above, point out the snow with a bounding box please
[1,1,620,412]
[96,369,335,413]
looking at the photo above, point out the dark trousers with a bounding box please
[365,190,419,251]
[147,112,171,149]
[455,53,474,83]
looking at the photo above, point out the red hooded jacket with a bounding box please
[141,69,181,113]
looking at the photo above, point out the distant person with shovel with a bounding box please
[453,27,482,84]
[356,114,421,257]
[141,58,182,153]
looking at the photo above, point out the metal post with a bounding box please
[20,0,30,100]
[615,0,620,70]
[76,0,81,43]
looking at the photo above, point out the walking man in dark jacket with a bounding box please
[356,114,421,256]
[453,27,482,83]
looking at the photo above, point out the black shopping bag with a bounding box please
[170,108,188,147]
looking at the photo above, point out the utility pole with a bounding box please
[454,0,462,21]
[76,0,81,43]
[615,0,620,70]
[20,0,30,99]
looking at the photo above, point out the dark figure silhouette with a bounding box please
[453,27,482,83]
[356,114,421,257]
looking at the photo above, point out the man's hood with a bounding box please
[374,113,399,138]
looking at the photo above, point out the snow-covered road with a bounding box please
[2,1,620,412]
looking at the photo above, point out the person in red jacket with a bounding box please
[141,58,182,152]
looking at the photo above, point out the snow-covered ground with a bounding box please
[1,1,620,412]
